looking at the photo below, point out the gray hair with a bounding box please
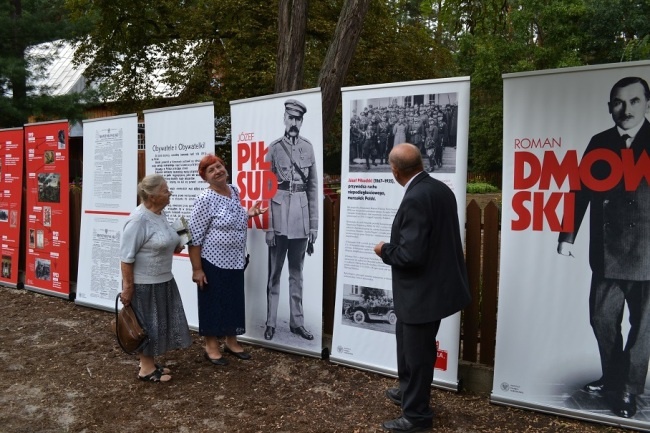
[137,174,166,201]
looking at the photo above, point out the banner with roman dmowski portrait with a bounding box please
[494,61,650,431]
[230,89,324,358]
[330,78,470,390]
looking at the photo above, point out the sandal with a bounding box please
[138,369,171,383]
[155,364,171,375]
[138,363,171,375]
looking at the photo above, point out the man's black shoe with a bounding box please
[611,391,637,418]
[381,416,431,432]
[290,326,314,340]
[264,326,275,340]
[385,387,401,405]
[583,379,606,393]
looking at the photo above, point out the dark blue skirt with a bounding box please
[197,258,246,336]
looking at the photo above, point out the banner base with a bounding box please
[24,285,70,300]
[490,394,645,431]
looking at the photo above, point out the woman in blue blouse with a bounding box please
[188,154,266,365]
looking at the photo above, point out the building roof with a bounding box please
[25,40,183,98]
[26,40,88,96]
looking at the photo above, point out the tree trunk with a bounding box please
[317,0,371,137]
[275,0,308,93]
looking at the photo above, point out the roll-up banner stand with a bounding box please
[0,127,25,288]
[331,78,470,390]
[75,114,139,311]
[23,120,70,298]
[230,88,324,358]
[494,61,650,431]
[144,101,215,330]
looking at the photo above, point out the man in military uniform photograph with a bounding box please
[264,99,319,342]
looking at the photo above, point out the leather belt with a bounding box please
[277,182,307,192]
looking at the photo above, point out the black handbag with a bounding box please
[114,293,148,354]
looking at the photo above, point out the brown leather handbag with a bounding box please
[114,293,148,354]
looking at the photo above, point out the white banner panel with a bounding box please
[494,61,650,430]
[331,78,470,390]
[75,114,138,310]
[144,102,215,329]
[230,89,324,357]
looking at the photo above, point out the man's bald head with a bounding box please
[388,143,424,185]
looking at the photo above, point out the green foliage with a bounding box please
[55,0,650,177]
[0,0,95,127]
[466,182,500,194]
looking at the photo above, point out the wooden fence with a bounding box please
[67,190,500,368]
[320,195,500,367]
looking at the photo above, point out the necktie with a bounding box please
[621,134,632,148]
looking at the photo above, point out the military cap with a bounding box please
[285,99,307,117]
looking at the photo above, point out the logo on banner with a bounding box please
[434,341,448,371]
[336,345,354,356]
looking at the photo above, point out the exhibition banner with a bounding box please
[0,127,24,287]
[230,89,324,357]
[494,61,650,430]
[144,101,215,329]
[75,114,138,311]
[330,78,470,389]
[24,120,70,298]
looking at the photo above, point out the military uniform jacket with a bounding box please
[559,119,650,280]
[267,134,318,239]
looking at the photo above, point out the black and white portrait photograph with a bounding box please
[0,209,8,223]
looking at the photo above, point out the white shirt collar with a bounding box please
[617,121,644,141]
[403,171,424,191]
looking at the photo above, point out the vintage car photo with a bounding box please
[343,294,397,325]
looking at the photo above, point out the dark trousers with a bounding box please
[396,319,441,426]
[590,275,650,395]
[266,235,308,329]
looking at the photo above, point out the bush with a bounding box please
[466,182,500,194]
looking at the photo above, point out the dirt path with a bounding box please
[0,285,627,433]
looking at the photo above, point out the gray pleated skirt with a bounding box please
[131,278,192,357]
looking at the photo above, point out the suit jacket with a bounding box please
[380,172,471,324]
[559,120,650,280]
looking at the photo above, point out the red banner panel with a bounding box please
[24,121,70,298]
[0,128,24,287]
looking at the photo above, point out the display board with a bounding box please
[144,101,215,330]
[330,78,470,389]
[75,114,139,311]
[0,127,25,287]
[23,120,70,298]
[494,61,650,430]
[230,89,324,357]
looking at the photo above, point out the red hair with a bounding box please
[198,154,225,180]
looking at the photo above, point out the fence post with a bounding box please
[479,201,500,366]
[463,200,481,362]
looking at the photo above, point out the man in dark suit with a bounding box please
[374,143,471,432]
[558,76,650,418]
